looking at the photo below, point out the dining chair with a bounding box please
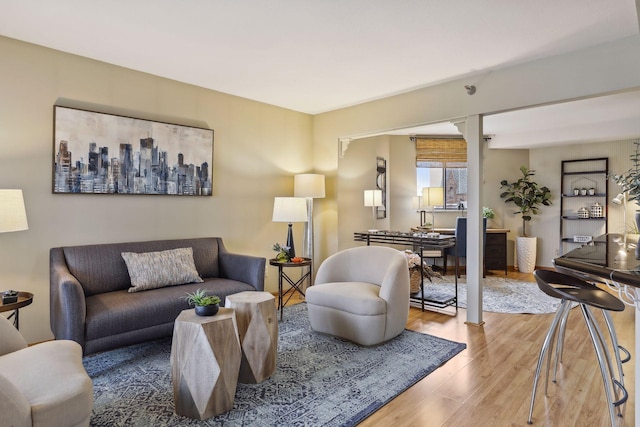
[444,217,487,277]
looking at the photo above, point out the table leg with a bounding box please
[7,309,19,329]
[278,266,284,321]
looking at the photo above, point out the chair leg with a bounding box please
[528,303,565,424]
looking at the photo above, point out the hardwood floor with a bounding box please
[287,270,636,426]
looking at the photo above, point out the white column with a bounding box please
[455,116,484,325]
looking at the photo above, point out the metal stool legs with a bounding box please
[528,300,568,423]
[581,304,628,425]
[528,301,628,425]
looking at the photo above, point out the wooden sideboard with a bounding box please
[434,228,509,275]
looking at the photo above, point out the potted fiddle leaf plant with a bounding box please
[500,165,552,273]
[183,289,221,316]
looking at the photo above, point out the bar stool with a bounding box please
[528,270,629,426]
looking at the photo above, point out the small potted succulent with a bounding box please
[183,289,221,316]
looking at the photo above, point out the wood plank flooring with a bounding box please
[285,270,636,426]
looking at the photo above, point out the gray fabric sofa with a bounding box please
[50,237,265,355]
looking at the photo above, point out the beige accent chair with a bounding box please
[306,246,410,346]
[0,315,93,427]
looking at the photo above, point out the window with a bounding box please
[415,138,467,209]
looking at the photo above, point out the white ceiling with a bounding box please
[1,0,639,147]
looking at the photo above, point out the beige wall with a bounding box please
[3,34,640,343]
[0,37,313,343]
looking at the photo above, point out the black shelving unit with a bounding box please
[560,158,608,255]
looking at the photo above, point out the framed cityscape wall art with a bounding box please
[52,105,214,196]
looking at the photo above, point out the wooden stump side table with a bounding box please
[171,308,241,420]
[225,291,278,383]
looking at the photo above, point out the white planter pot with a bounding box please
[515,236,537,273]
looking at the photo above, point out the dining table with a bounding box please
[554,233,640,426]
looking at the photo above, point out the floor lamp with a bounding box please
[272,197,308,259]
[364,189,382,232]
[294,174,325,262]
[422,187,444,231]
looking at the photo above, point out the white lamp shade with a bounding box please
[422,187,444,206]
[612,193,625,205]
[294,174,326,198]
[363,189,383,207]
[272,197,308,222]
[0,189,28,233]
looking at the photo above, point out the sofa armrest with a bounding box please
[49,248,86,349]
[219,251,266,291]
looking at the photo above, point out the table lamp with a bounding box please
[364,189,382,232]
[422,187,444,231]
[272,197,308,259]
[0,189,28,234]
[294,174,325,262]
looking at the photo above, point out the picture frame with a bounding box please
[52,105,214,196]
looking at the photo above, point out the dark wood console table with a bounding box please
[432,228,510,275]
[354,231,457,313]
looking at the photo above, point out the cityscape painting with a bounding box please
[53,106,214,196]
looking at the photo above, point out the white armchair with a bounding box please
[306,246,410,346]
[0,315,93,427]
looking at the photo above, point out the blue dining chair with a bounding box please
[445,217,487,277]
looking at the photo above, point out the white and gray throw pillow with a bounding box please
[121,247,204,292]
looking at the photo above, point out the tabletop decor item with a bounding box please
[482,206,495,219]
[272,243,291,262]
[182,289,221,316]
[403,249,441,294]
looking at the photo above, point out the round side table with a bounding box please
[0,291,33,329]
[269,258,312,320]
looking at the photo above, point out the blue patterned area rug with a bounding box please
[414,275,561,314]
[84,303,466,426]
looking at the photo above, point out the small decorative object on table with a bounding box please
[2,290,18,304]
[403,250,441,294]
[272,243,291,262]
[182,289,221,316]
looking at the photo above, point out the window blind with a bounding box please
[415,138,467,167]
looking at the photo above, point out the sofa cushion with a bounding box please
[121,247,203,292]
[84,279,256,340]
[305,281,386,316]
